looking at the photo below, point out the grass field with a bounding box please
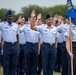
[0,67,61,75]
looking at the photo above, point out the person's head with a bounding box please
[5,10,13,24]
[38,19,43,25]
[21,17,25,25]
[65,16,70,24]
[45,14,53,26]
[17,19,22,26]
[25,18,29,24]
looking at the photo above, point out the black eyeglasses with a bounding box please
[18,22,21,24]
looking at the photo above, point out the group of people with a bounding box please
[0,10,76,75]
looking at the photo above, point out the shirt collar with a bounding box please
[6,22,13,26]
[45,24,54,28]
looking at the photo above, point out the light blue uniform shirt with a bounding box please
[65,24,76,42]
[36,24,58,43]
[0,22,19,42]
[19,26,26,44]
[57,25,64,43]
[20,24,41,43]
[57,23,69,41]
[0,29,2,43]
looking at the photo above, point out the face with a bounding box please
[38,19,43,25]
[21,18,25,25]
[65,18,69,24]
[6,15,13,24]
[45,17,53,26]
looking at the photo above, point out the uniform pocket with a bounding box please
[43,29,49,33]
[26,30,31,34]
[4,27,9,30]
[13,28,17,31]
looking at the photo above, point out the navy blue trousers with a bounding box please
[72,42,76,75]
[3,42,18,75]
[0,43,1,66]
[36,47,42,75]
[17,44,25,75]
[68,42,76,75]
[41,43,56,75]
[62,41,68,75]
[55,42,63,72]
[25,42,38,75]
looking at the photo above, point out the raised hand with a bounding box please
[58,16,63,23]
[31,10,36,17]
[53,14,58,21]
[37,13,42,20]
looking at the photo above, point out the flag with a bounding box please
[66,0,76,19]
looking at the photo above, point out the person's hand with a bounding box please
[58,16,62,23]
[31,10,36,17]
[69,20,72,25]
[53,14,58,21]
[69,52,73,60]
[18,15,22,21]
[37,13,42,20]
[17,15,22,25]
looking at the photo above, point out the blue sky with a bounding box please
[0,0,76,13]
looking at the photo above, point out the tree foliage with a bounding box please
[0,5,66,21]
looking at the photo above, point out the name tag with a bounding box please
[72,27,76,30]
[51,30,56,34]
[43,29,48,33]
[13,28,17,31]
[4,27,9,30]
[26,30,31,33]
[58,30,62,33]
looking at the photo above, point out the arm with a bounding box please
[30,17,37,30]
[16,34,20,51]
[55,38,58,48]
[16,26,20,50]
[35,13,42,26]
[53,14,58,26]
[1,38,4,49]
[1,38,4,55]
[38,38,41,55]
[30,10,37,30]
[16,34,19,44]
[65,36,73,60]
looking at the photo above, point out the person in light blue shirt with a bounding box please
[56,16,70,75]
[54,18,64,72]
[17,17,26,75]
[31,13,58,75]
[0,10,19,75]
[0,29,2,66]
[65,20,76,75]
[19,16,41,75]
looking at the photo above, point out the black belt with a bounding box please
[43,42,55,46]
[26,42,38,45]
[4,41,17,45]
[72,42,76,43]
[20,44,25,46]
[58,42,63,44]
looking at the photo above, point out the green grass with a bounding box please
[0,67,61,75]
[0,67,3,75]
[54,72,61,75]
